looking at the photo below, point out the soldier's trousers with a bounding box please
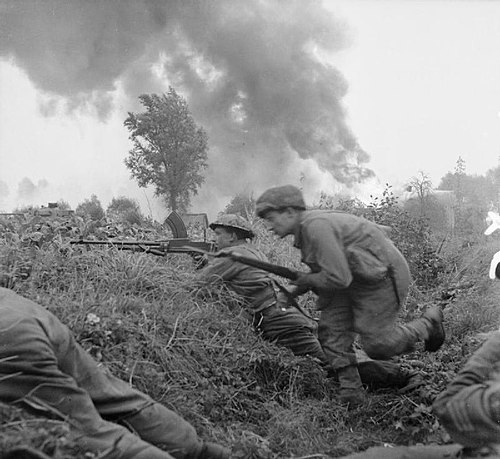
[256,303,326,360]
[255,303,411,390]
[0,289,203,459]
[317,274,432,382]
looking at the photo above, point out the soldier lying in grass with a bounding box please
[0,287,229,459]
[342,329,500,458]
[196,214,423,394]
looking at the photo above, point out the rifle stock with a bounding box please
[224,253,300,281]
[185,247,301,280]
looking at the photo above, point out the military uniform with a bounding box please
[197,242,326,360]
[433,331,500,449]
[0,287,228,459]
[199,215,421,392]
[256,186,444,404]
[340,332,500,458]
[292,210,438,361]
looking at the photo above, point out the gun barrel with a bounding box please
[69,239,179,247]
[70,239,215,255]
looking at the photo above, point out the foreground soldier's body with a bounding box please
[255,185,446,406]
[197,214,423,392]
[341,331,500,458]
[432,330,500,451]
[0,287,229,459]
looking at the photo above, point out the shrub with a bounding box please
[75,194,105,221]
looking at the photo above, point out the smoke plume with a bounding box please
[0,0,373,210]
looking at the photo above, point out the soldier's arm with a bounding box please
[432,332,500,447]
[299,219,352,291]
[196,248,251,284]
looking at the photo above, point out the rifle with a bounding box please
[186,247,301,281]
[70,211,215,256]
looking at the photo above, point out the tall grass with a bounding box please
[2,215,500,457]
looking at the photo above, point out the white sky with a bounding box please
[331,0,500,184]
[1,0,500,219]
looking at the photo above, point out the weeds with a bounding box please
[1,212,500,457]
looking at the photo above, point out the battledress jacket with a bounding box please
[197,242,278,313]
[432,331,500,449]
[292,210,410,308]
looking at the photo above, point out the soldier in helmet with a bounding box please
[197,213,424,393]
[255,185,445,407]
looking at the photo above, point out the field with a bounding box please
[1,210,499,458]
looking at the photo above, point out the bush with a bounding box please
[319,185,445,289]
[106,196,144,225]
[75,194,105,221]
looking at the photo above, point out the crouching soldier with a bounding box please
[255,185,446,407]
[196,214,423,394]
[0,287,229,459]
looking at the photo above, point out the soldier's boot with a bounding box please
[398,370,425,394]
[198,442,231,459]
[406,305,445,353]
[337,365,366,409]
[421,306,446,352]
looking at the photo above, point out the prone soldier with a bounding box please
[0,287,229,459]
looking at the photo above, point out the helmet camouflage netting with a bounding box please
[209,214,255,239]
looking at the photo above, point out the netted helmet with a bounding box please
[256,185,306,218]
[209,214,255,239]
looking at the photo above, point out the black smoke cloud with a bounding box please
[0,0,373,202]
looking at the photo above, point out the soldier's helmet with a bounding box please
[209,214,255,239]
[256,185,306,218]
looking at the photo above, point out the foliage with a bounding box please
[406,171,434,216]
[0,401,86,458]
[223,192,256,218]
[75,194,105,221]
[106,196,143,225]
[438,157,497,239]
[56,200,72,211]
[124,88,208,212]
[1,200,500,457]
[316,192,364,212]
[317,185,445,289]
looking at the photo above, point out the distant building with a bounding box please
[400,188,456,231]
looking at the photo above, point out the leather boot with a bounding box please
[198,442,231,459]
[337,365,366,409]
[398,370,425,394]
[421,306,445,352]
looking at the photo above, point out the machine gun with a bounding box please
[70,211,215,256]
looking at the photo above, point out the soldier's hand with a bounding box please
[291,273,314,289]
[192,253,209,269]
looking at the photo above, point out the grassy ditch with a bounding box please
[1,215,499,457]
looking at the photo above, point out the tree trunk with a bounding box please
[169,193,177,212]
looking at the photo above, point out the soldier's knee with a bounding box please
[361,336,395,360]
